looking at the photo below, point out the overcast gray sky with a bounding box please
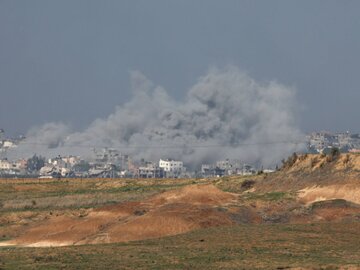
[1,0,360,136]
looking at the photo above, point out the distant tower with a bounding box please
[0,129,4,139]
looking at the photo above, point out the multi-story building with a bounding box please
[216,159,243,175]
[201,160,256,177]
[48,156,67,168]
[93,148,129,170]
[61,156,80,167]
[307,131,360,152]
[0,159,12,170]
[201,165,226,177]
[138,162,164,178]
[307,132,336,150]
[13,159,27,170]
[159,159,185,177]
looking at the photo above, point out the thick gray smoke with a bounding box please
[9,66,304,168]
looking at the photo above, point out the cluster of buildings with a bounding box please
[0,151,189,179]
[0,158,27,175]
[0,129,20,153]
[0,130,260,178]
[0,130,26,176]
[0,132,191,178]
[307,131,360,153]
[3,128,360,179]
[201,159,261,177]
[0,150,260,179]
[138,159,186,178]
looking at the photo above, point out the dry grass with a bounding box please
[1,161,360,269]
[1,223,359,269]
[0,177,209,211]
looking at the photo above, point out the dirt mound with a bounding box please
[255,154,360,192]
[307,199,360,222]
[149,184,237,206]
[298,184,360,205]
[249,154,360,224]
[1,184,237,247]
[285,153,360,173]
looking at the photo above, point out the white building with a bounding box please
[40,165,72,177]
[61,156,80,167]
[48,156,67,168]
[159,159,185,177]
[2,140,17,149]
[0,159,12,170]
[40,165,56,176]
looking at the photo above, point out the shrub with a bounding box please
[343,154,351,165]
[241,179,255,190]
[310,157,318,168]
[326,147,340,162]
[134,209,146,216]
[282,152,298,169]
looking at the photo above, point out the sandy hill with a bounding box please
[255,153,360,204]
[1,185,238,247]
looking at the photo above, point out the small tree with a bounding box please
[330,147,340,158]
[282,152,298,169]
[327,147,340,162]
[27,155,45,172]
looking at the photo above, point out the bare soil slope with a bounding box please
[255,154,360,204]
[246,153,360,224]
[1,185,237,247]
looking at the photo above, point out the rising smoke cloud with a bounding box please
[9,66,304,168]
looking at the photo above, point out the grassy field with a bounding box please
[0,177,212,212]
[1,223,360,269]
[1,176,359,269]
[0,176,270,214]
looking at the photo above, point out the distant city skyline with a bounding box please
[1,1,360,137]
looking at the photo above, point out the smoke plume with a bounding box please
[9,66,304,168]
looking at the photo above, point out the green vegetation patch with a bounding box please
[243,191,295,202]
